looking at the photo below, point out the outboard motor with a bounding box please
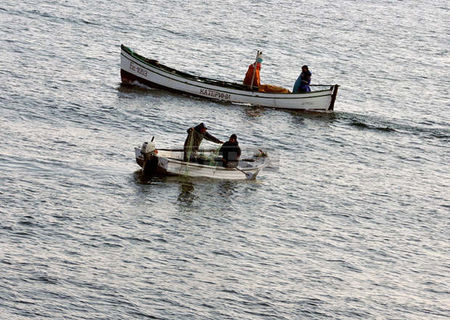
[141,140,156,155]
[141,137,159,175]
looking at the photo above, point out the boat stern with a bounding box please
[328,84,339,111]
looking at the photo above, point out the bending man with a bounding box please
[184,123,223,162]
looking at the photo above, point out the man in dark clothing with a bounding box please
[219,134,241,168]
[184,123,223,162]
[293,65,312,93]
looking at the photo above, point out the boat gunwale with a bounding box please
[162,156,267,171]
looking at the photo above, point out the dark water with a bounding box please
[1,0,449,319]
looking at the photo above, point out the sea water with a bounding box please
[0,0,449,319]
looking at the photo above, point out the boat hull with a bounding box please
[135,148,267,180]
[121,45,339,111]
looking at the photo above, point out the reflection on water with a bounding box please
[177,179,197,207]
[176,178,241,210]
[117,83,157,95]
[133,170,156,185]
[216,180,238,198]
[288,109,337,123]
[244,105,266,118]
[177,179,237,203]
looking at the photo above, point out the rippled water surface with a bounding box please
[1,0,449,319]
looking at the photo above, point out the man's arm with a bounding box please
[204,132,223,144]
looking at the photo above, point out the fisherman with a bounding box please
[293,65,312,93]
[184,123,223,162]
[243,51,263,89]
[219,134,241,168]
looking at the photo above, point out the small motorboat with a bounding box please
[135,139,269,180]
[120,44,339,111]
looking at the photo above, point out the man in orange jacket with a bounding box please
[243,52,263,88]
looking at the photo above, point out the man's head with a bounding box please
[195,122,207,133]
[229,134,237,142]
[302,65,309,72]
[255,51,263,66]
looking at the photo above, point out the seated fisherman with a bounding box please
[184,123,223,162]
[219,134,241,168]
[293,65,312,93]
[243,52,290,93]
[243,51,263,89]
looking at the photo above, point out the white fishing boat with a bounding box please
[120,44,339,111]
[135,140,269,180]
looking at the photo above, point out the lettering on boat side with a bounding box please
[130,62,148,77]
[199,88,231,101]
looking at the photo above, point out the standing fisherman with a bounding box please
[243,51,263,89]
[183,123,223,162]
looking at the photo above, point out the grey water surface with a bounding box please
[1,0,449,319]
